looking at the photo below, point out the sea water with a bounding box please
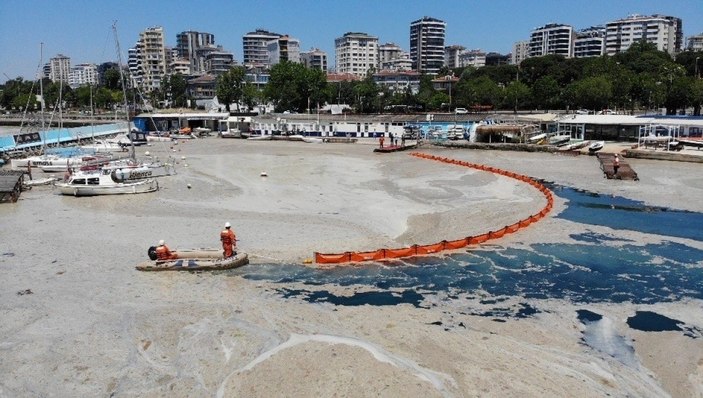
[238,184,703,334]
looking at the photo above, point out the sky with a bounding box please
[1,0,702,82]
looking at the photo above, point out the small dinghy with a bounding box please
[588,140,605,153]
[136,248,249,271]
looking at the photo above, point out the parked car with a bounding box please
[597,109,616,115]
[575,109,590,114]
[454,107,468,114]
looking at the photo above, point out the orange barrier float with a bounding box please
[313,152,554,265]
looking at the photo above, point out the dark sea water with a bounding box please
[238,184,703,332]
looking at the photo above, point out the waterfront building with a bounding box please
[49,54,71,83]
[410,16,446,75]
[187,74,217,99]
[373,70,421,94]
[511,41,529,65]
[128,26,167,91]
[574,26,606,58]
[301,48,328,71]
[381,54,412,71]
[686,33,703,51]
[334,32,379,78]
[605,14,683,56]
[458,49,486,68]
[242,29,282,67]
[378,43,405,70]
[529,23,574,58]
[245,65,270,90]
[444,45,466,69]
[170,58,191,76]
[203,49,235,75]
[176,31,215,74]
[68,63,98,88]
[267,35,301,65]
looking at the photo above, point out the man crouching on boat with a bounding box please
[155,240,178,260]
[220,222,237,258]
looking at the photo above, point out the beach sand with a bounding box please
[1,137,702,397]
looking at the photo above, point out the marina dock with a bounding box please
[0,170,26,202]
[596,153,638,180]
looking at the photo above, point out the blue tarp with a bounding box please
[0,122,132,152]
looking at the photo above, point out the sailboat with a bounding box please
[55,22,161,196]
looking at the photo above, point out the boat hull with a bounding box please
[136,252,249,271]
[55,178,158,196]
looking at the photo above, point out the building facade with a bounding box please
[529,24,574,58]
[410,16,446,75]
[301,48,328,71]
[378,42,405,70]
[242,29,282,67]
[688,33,703,51]
[68,63,98,88]
[605,14,683,56]
[458,49,486,68]
[381,54,412,71]
[335,32,379,78]
[574,26,606,58]
[128,26,167,91]
[511,41,529,65]
[267,36,301,65]
[49,54,71,83]
[176,31,215,74]
[444,45,466,69]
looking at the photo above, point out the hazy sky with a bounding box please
[1,0,702,81]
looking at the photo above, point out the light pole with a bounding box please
[696,57,700,79]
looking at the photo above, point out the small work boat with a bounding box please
[137,249,248,271]
[588,140,605,153]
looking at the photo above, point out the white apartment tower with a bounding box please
[68,63,98,88]
[444,45,466,69]
[529,24,574,58]
[176,31,215,74]
[49,54,71,83]
[574,26,606,58]
[378,42,404,70]
[267,36,301,65]
[410,16,446,75]
[605,14,683,56]
[128,27,167,91]
[242,29,282,66]
[458,49,486,68]
[335,32,379,78]
[688,33,703,51]
[511,41,529,65]
[301,48,328,71]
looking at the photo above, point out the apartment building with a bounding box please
[48,54,71,83]
[444,45,466,69]
[458,49,486,68]
[127,26,167,91]
[574,26,605,58]
[511,41,529,65]
[381,54,412,71]
[335,32,379,78]
[267,35,301,65]
[176,31,215,74]
[301,48,328,71]
[605,14,682,56]
[529,23,574,58]
[378,42,405,70]
[410,16,446,75]
[373,70,420,94]
[68,63,98,88]
[242,29,282,67]
[688,33,703,51]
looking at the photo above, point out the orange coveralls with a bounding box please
[155,245,178,260]
[220,228,236,257]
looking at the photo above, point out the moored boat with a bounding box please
[54,168,158,196]
[588,140,605,153]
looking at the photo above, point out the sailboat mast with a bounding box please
[112,21,135,161]
[39,42,45,132]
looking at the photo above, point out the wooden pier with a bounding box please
[596,153,639,180]
[0,170,26,203]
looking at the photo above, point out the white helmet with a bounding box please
[224,222,231,228]
[159,240,165,246]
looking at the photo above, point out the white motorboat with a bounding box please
[79,140,124,153]
[146,132,172,142]
[40,154,114,173]
[247,134,272,140]
[548,134,571,146]
[96,157,176,179]
[446,125,466,140]
[302,136,324,144]
[55,168,158,196]
[559,140,590,151]
[528,133,547,143]
[588,141,605,153]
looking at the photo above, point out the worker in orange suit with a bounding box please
[220,222,237,258]
[155,240,178,260]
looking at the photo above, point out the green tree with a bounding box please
[103,68,122,90]
[217,66,247,111]
[503,81,530,113]
[565,76,612,110]
[531,76,561,110]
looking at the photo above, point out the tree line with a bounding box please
[3,41,702,116]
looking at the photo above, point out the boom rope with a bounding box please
[314,152,554,266]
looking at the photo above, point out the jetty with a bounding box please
[0,170,26,203]
[596,153,638,180]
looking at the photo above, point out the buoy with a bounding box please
[144,151,150,156]
[172,149,177,152]
[260,171,268,177]
[184,163,189,167]
[187,184,192,189]
[303,258,312,264]
[181,156,186,160]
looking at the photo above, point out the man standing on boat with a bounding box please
[220,222,237,258]
[155,240,178,260]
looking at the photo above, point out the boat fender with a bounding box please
[147,246,158,260]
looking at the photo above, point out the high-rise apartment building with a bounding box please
[267,36,301,65]
[688,33,703,51]
[334,32,379,78]
[242,29,282,66]
[529,24,574,58]
[605,14,682,56]
[49,54,71,83]
[301,48,328,71]
[458,49,486,68]
[511,41,529,65]
[128,26,167,90]
[574,26,606,58]
[176,31,215,74]
[409,16,446,75]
